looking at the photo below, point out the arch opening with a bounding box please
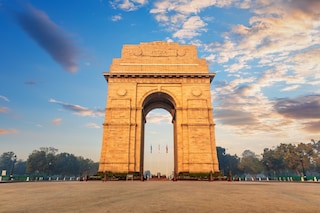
[141,92,176,179]
[143,109,174,178]
[142,92,176,123]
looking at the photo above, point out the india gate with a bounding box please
[98,41,219,179]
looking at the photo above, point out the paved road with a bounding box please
[1,181,319,213]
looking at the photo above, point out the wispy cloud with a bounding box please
[111,14,122,22]
[173,15,207,39]
[281,85,300,92]
[274,95,320,133]
[86,123,101,129]
[205,0,320,68]
[0,128,18,134]
[0,95,9,113]
[274,95,320,120]
[146,111,172,124]
[203,0,320,136]
[0,95,9,102]
[49,99,104,117]
[302,121,320,133]
[149,0,231,40]
[110,0,148,11]
[24,81,39,85]
[52,118,62,125]
[0,106,9,113]
[10,3,80,72]
[165,0,320,137]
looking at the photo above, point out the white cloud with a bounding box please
[154,13,169,23]
[281,85,300,92]
[111,14,122,22]
[0,95,9,102]
[111,0,148,11]
[173,16,207,39]
[149,0,234,40]
[287,48,320,79]
[205,1,320,138]
[146,111,172,124]
[86,123,101,129]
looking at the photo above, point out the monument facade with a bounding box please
[98,41,219,177]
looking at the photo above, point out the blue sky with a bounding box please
[1,0,319,175]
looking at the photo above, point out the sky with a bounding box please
[0,0,319,175]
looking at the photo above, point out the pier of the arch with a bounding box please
[98,41,219,176]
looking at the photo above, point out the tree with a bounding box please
[77,156,98,175]
[262,148,284,178]
[54,153,80,176]
[242,150,257,158]
[216,147,240,176]
[0,152,17,174]
[26,150,47,174]
[239,150,263,175]
[311,139,320,173]
[14,160,27,175]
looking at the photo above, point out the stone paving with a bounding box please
[1,181,319,213]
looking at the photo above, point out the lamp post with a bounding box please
[48,162,52,180]
[10,155,17,180]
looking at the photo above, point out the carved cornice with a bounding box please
[103,72,216,83]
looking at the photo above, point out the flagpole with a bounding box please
[165,144,168,178]
[157,144,159,177]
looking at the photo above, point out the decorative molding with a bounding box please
[192,88,202,97]
[120,63,199,66]
[117,88,127,96]
[104,72,216,83]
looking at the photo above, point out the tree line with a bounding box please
[0,147,98,177]
[1,140,320,179]
[217,139,320,179]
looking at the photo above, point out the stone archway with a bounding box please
[98,41,219,178]
[140,91,176,177]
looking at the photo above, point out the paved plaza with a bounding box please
[1,181,319,212]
